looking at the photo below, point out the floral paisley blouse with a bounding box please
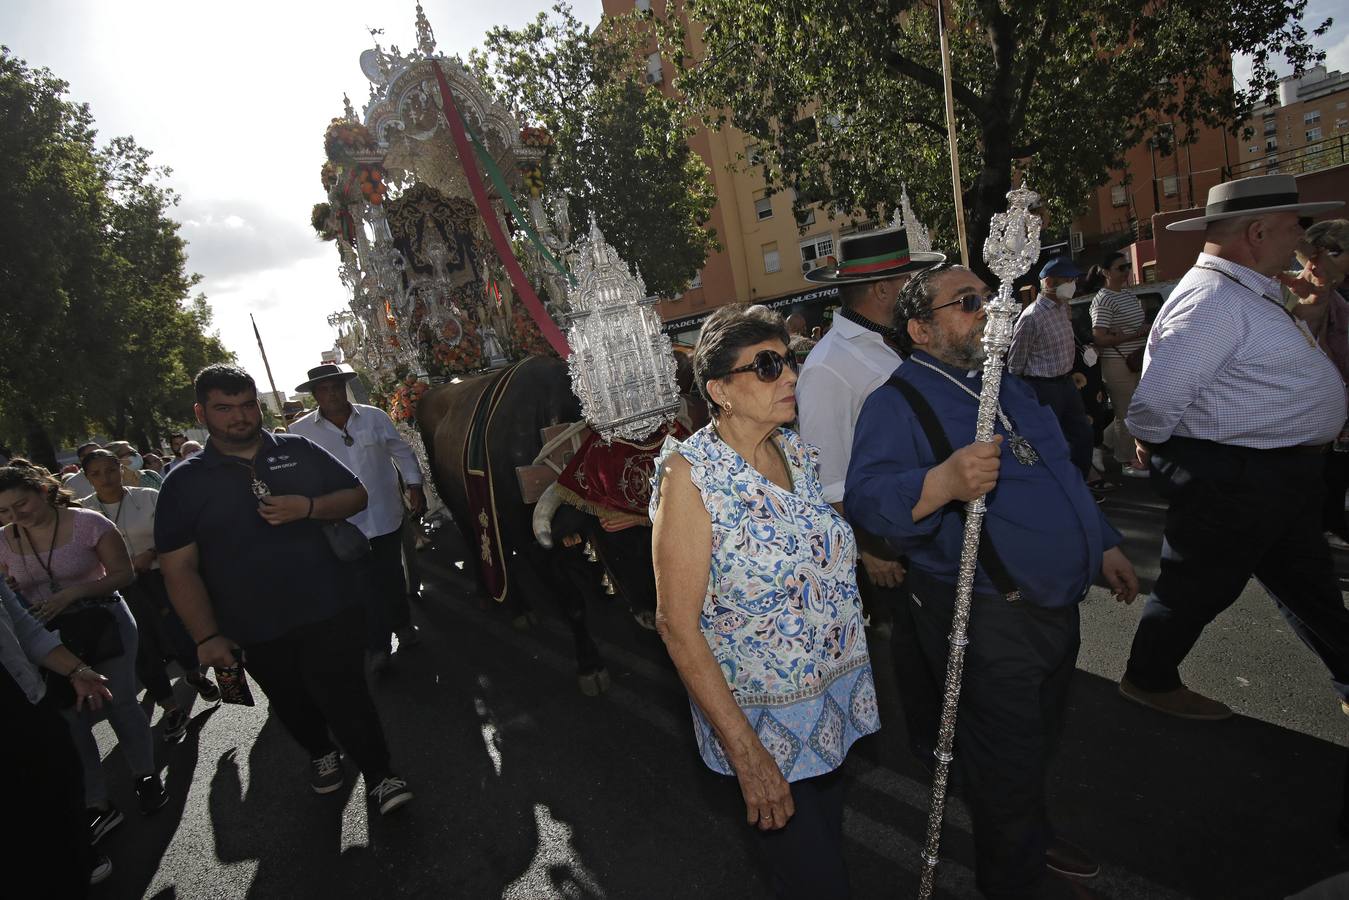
[652,425,879,781]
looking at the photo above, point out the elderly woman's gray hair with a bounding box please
[692,303,790,415]
[1298,218,1349,263]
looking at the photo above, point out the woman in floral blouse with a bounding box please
[651,304,879,899]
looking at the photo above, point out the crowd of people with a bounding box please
[1,172,1347,899]
[1,362,425,896]
[651,174,1349,899]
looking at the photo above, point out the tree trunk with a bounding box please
[19,407,58,470]
[966,118,1015,283]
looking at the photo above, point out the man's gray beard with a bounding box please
[930,325,987,370]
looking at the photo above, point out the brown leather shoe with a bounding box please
[1119,677,1233,720]
[1046,837,1100,879]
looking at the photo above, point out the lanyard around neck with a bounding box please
[1194,263,1316,348]
[18,507,61,592]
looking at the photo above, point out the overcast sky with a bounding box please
[0,1,1343,398]
[0,0,603,398]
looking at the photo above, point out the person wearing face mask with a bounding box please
[103,442,163,490]
[1006,257,1095,480]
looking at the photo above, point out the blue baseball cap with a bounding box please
[1039,257,1082,279]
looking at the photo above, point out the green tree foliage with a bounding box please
[472,3,719,297]
[0,49,232,467]
[660,0,1331,272]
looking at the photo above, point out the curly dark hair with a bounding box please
[692,303,790,415]
[0,461,78,508]
[891,262,959,355]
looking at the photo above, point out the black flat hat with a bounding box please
[803,224,946,284]
[295,362,359,393]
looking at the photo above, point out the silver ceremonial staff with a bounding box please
[917,184,1042,899]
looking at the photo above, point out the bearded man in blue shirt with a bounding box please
[846,263,1138,900]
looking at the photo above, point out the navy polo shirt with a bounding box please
[155,431,365,644]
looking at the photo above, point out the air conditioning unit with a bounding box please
[801,260,815,273]
[645,70,662,85]
[1069,231,1085,253]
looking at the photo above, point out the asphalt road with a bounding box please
[85,477,1349,900]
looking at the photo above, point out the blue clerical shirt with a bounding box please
[844,350,1121,608]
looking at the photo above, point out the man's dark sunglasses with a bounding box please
[929,293,990,314]
[722,349,800,383]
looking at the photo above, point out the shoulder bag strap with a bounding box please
[884,375,1020,595]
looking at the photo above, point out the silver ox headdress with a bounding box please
[565,221,681,442]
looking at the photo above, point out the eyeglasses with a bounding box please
[721,349,799,383]
[929,293,989,314]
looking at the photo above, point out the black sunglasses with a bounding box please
[722,349,799,383]
[929,293,989,314]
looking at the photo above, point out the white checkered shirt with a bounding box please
[1126,253,1347,449]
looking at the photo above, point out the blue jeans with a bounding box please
[61,598,157,808]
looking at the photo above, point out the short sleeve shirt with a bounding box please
[154,431,364,644]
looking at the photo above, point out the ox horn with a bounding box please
[532,481,565,549]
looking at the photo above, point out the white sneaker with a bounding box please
[1120,464,1150,478]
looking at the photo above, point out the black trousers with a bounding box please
[1323,450,1349,539]
[122,570,197,703]
[1025,376,1094,478]
[1,672,94,898]
[1126,437,1349,700]
[858,566,940,760]
[748,768,850,900]
[242,605,393,781]
[907,569,1079,900]
[361,527,413,653]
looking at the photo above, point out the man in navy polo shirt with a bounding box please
[156,364,413,815]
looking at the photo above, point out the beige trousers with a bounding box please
[1100,353,1141,464]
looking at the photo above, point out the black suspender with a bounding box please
[883,375,1020,596]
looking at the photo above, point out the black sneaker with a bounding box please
[89,806,124,845]
[310,751,344,795]
[89,854,113,885]
[161,708,188,743]
[135,774,169,815]
[368,775,413,815]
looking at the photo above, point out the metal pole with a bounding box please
[250,313,283,416]
[936,0,969,266]
[916,185,1042,900]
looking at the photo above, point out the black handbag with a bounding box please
[44,601,123,708]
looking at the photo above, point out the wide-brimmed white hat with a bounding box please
[1166,174,1343,232]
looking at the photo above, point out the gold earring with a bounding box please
[723,402,733,416]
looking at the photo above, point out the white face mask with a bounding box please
[122,453,144,472]
[1054,282,1076,301]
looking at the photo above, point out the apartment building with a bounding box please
[604,0,866,343]
[1237,65,1349,177]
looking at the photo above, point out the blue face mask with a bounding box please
[122,453,144,472]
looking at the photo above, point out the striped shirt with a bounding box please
[1126,253,1347,449]
[1090,289,1146,359]
[1007,294,1075,378]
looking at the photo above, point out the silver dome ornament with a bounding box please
[564,219,681,443]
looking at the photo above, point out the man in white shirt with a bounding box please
[290,364,426,671]
[796,223,945,762]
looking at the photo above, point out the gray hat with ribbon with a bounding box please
[1166,174,1343,232]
